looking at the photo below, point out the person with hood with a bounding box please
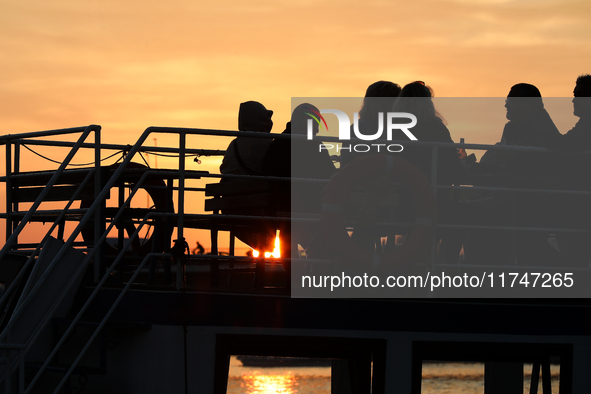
[220,101,274,175]
[219,101,275,252]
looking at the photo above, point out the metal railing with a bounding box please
[0,125,288,392]
[1,125,590,392]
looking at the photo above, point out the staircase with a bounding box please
[0,126,174,393]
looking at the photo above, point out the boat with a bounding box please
[0,123,589,394]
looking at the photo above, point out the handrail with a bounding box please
[3,133,205,358]
[5,168,174,390]
[1,167,166,341]
[1,138,221,157]
[11,131,295,391]
[0,126,97,144]
[0,125,102,389]
[0,125,101,261]
[0,169,95,315]
[4,125,590,271]
[16,162,195,391]
[3,125,591,392]
[52,252,173,394]
[26,212,174,392]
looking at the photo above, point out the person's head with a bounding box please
[359,81,401,120]
[238,101,273,133]
[505,83,544,121]
[291,103,321,136]
[573,74,591,118]
[399,81,432,98]
[507,83,541,98]
[393,81,443,122]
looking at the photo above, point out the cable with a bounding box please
[21,144,123,167]
[149,152,200,158]
[138,151,150,168]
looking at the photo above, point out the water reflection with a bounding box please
[241,373,298,394]
[227,356,331,394]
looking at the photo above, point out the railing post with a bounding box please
[94,128,102,282]
[177,131,186,289]
[13,142,20,225]
[430,146,439,269]
[5,141,12,244]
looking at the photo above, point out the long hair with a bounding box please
[359,81,401,119]
[393,81,445,123]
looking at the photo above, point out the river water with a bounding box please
[227,357,560,394]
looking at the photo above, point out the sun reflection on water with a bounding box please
[240,373,298,394]
[227,356,331,394]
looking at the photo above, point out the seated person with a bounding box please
[393,82,464,185]
[262,103,337,258]
[220,101,273,175]
[219,101,275,252]
[546,74,591,151]
[477,83,560,177]
[544,74,591,266]
[340,81,401,167]
[466,84,561,265]
[391,82,465,264]
[263,103,336,212]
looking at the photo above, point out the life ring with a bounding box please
[81,162,173,256]
[321,154,436,272]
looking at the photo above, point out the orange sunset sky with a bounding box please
[1,0,590,249]
[1,0,590,139]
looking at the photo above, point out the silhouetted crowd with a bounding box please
[219,75,591,269]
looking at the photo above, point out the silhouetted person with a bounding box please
[547,74,591,266]
[263,103,336,211]
[476,83,560,176]
[466,84,561,265]
[219,101,275,252]
[192,241,205,255]
[341,81,401,167]
[220,101,273,175]
[393,82,464,185]
[503,84,560,142]
[391,82,465,264]
[501,84,561,265]
[262,103,336,258]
